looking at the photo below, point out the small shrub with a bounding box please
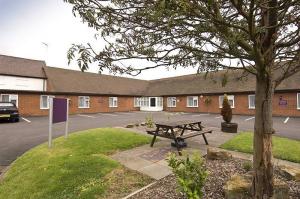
[221,94,232,123]
[145,115,154,128]
[242,161,253,172]
[167,152,208,199]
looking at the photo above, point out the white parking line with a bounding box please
[284,117,289,124]
[117,112,133,115]
[21,117,31,123]
[77,114,96,118]
[100,113,118,117]
[215,116,222,119]
[191,114,210,117]
[245,117,255,121]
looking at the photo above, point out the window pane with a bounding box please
[249,95,255,108]
[42,96,48,108]
[1,95,9,102]
[40,96,47,109]
[188,97,193,106]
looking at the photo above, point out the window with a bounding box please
[187,96,198,107]
[297,93,300,110]
[157,97,163,107]
[0,94,18,107]
[78,96,90,108]
[134,97,141,107]
[167,97,176,107]
[40,95,54,109]
[109,97,118,107]
[248,95,255,109]
[219,95,235,108]
[141,97,149,107]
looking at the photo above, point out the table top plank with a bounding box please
[155,120,201,128]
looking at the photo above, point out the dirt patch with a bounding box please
[128,158,300,199]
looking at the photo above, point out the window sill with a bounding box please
[187,106,198,108]
[78,107,90,109]
[248,107,255,109]
[40,108,49,110]
[109,106,118,108]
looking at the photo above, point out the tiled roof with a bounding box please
[1,54,299,95]
[0,55,46,79]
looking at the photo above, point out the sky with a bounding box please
[0,0,197,80]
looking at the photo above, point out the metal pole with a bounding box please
[65,99,69,138]
[48,97,53,148]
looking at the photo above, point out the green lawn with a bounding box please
[0,128,153,199]
[220,132,300,163]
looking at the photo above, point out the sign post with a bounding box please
[65,99,69,138]
[48,97,69,148]
[48,97,54,148]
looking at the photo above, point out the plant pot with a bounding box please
[221,122,238,133]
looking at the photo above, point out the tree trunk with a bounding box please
[252,75,275,198]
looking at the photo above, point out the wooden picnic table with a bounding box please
[147,120,212,155]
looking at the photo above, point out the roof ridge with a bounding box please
[0,54,46,63]
[44,66,149,82]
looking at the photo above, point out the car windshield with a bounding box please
[0,102,14,107]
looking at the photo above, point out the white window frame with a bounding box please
[187,96,198,107]
[109,97,118,108]
[0,94,19,107]
[140,97,149,107]
[219,95,235,108]
[248,95,255,109]
[157,97,163,107]
[167,97,177,107]
[78,96,90,109]
[297,93,300,110]
[134,97,141,107]
[40,95,54,109]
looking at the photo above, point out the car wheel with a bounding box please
[14,118,19,122]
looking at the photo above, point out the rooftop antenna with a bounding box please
[41,42,49,65]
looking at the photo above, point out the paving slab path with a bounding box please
[111,127,236,180]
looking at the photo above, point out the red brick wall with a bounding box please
[2,93,139,116]
[164,92,300,117]
[1,92,299,117]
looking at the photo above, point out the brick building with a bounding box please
[1,54,300,117]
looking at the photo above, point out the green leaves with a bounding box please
[167,152,208,199]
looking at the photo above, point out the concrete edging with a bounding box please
[122,181,157,199]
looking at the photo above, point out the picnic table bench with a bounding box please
[147,120,212,155]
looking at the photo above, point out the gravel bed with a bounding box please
[129,158,300,199]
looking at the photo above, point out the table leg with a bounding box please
[150,126,159,147]
[202,134,209,145]
[180,124,187,136]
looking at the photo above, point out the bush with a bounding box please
[221,94,232,123]
[167,152,208,199]
[145,115,154,128]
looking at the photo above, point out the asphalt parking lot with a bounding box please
[0,111,299,166]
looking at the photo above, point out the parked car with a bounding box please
[0,102,20,122]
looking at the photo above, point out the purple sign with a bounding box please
[279,100,288,106]
[52,98,68,124]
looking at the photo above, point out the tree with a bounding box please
[64,0,300,198]
[221,95,232,123]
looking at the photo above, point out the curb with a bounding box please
[213,147,300,169]
[0,165,10,182]
[122,181,157,199]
